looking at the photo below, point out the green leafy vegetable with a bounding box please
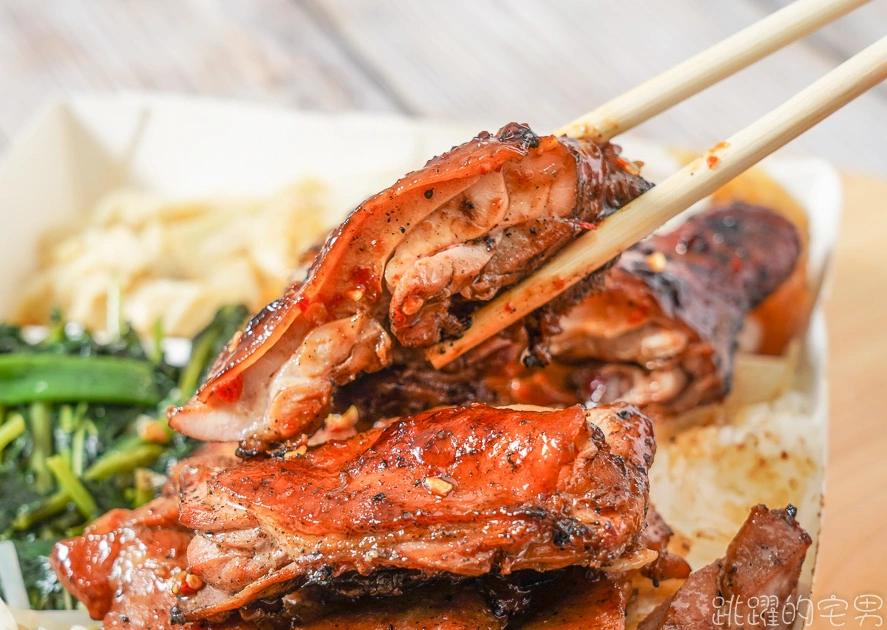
[83,439,166,482]
[0,306,248,610]
[46,456,97,519]
[11,539,67,610]
[0,412,25,452]
[177,304,249,400]
[0,354,166,406]
[28,403,53,493]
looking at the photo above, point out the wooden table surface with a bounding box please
[815,173,887,617]
[1,0,885,617]
[2,0,887,173]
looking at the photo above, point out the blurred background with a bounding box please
[1,1,885,622]
[1,0,886,172]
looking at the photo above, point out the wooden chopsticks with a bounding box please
[427,9,886,368]
[556,0,871,142]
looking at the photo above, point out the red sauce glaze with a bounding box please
[211,373,244,404]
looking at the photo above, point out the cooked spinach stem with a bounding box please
[0,354,163,406]
[46,311,66,344]
[16,440,164,527]
[84,441,165,481]
[0,411,25,452]
[64,524,86,539]
[151,318,165,364]
[74,401,88,423]
[176,304,249,401]
[46,455,97,519]
[133,468,156,508]
[13,491,70,531]
[29,402,53,492]
[59,404,75,432]
[179,330,218,400]
[71,424,87,475]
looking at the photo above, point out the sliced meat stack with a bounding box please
[50,122,811,628]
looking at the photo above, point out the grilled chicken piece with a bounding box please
[545,204,801,414]
[173,403,655,622]
[50,445,239,630]
[638,505,811,630]
[168,123,651,451]
[337,204,801,420]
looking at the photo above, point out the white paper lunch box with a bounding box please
[0,93,841,629]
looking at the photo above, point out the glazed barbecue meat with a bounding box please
[50,445,239,630]
[336,203,801,420]
[50,414,675,629]
[173,403,655,622]
[168,123,651,450]
[51,495,190,629]
[638,505,812,630]
[545,203,801,414]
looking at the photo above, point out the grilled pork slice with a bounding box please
[50,445,239,630]
[168,123,651,451]
[337,204,801,420]
[173,403,655,622]
[638,505,812,630]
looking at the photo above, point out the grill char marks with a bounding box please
[550,203,802,414]
[234,567,630,630]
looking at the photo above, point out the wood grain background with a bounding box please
[1,0,887,172]
[1,0,885,623]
